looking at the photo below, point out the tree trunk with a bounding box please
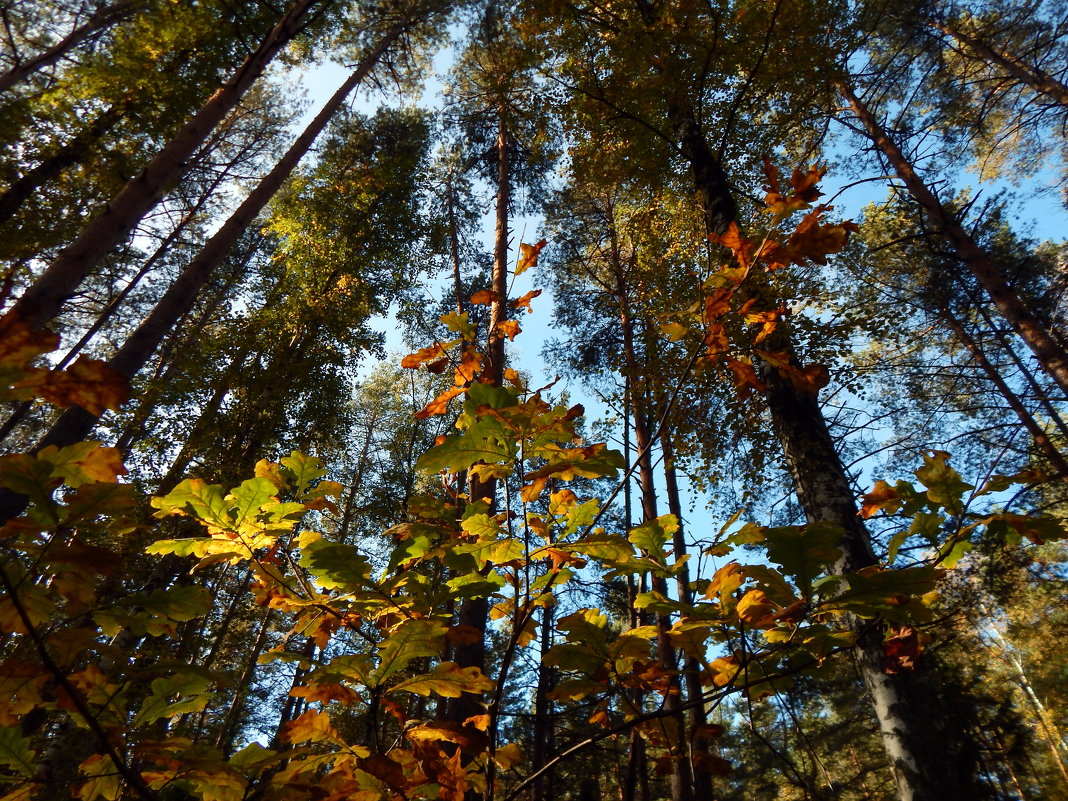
[617,277,692,801]
[973,300,1068,445]
[0,38,397,524]
[931,18,1068,108]
[448,109,510,728]
[839,80,1068,399]
[658,426,713,800]
[937,301,1068,482]
[667,96,986,801]
[0,104,125,227]
[0,1,138,94]
[10,0,327,331]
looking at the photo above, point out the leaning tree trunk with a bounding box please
[937,301,1068,482]
[668,93,985,801]
[930,18,1068,108]
[10,0,327,332]
[0,35,400,523]
[839,80,1068,400]
[0,103,125,228]
[0,1,138,94]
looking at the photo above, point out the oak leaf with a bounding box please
[511,289,542,313]
[415,386,465,419]
[280,709,339,744]
[496,320,521,341]
[516,239,547,275]
[860,480,901,518]
[402,341,454,369]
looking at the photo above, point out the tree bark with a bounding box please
[0,1,137,94]
[617,277,692,801]
[0,36,397,522]
[0,103,125,227]
[937,301,1068,482]
[667,95,986,801]
[930,18,1068,108]
[658,426,713,801]
[839,80,1068,399]
[10,0,327,331]
[448,109,510,728]
[973,300,1068,445]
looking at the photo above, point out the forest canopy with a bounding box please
[0,1,1066,801]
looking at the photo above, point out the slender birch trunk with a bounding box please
[11,0,327,331]
[839,80,1068,399]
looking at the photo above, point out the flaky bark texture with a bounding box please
[840,80,1068,400]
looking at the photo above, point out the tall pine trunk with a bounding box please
[617,273,692,801]
[0,1,137,94]
[673,102,984,801]
[0,36,399,522]
[936,301,1068,482]
[929,18,1068,108]
[448,109,510,729]
[839,80,1068,399]
[11,0,327,331]
[0,104,125,227]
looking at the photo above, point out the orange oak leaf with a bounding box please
[724,357,766,400]
[860,479,902,518]
[0,312,59,365]
[290,682,361,705]
[453,348,482,386]
[19,356,128,416]
[703,288,733,322]
[883,626,921,674]
[510,289,542,313]
[415,386,465,419]
[402,342,449,369]
[496,320,521,341]
[470,289,497,305]
[516,239,547,275]
[704,323,729,358]
[426,356,450,374]
[280,708,340,744]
